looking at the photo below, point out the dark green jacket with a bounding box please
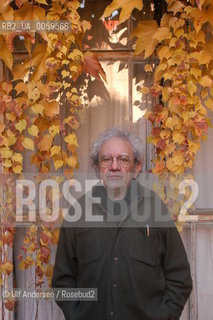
[52,182,192,320]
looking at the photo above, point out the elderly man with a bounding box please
[52,128,192,320]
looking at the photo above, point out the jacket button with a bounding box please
[113,283,117,288]
[114,257,118,261]
[110,311,113,316]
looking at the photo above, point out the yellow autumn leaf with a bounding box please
[61,45,68,55]
[64,116,79,129]
[22,138,34,151]
[130,20,158,57]
[164,143,175,156]
[36,81,50,96]
[63,82,71,89]
[61,70,70,78]
[66,92,72,98]
[204,97,213,111]
[38,134,52,152]
[153,27,171,42]
[66,156,78,168]
[12,153,23,163]
[140,86,150,94]
[190,67,201,79]
[169,17,185,31]
[4,159,12,168]
[200,75,212,87]
[8,135,16,146]
[144,64,153,72]
[54,160,64,170]
[101,0,143,24]
[6,113,16,122]
[12,165,23,174]
[173,132,185,144]
[201,87,209,99]
[23,43,48,82]
[166,158,177,172]
[15,82,28,95]
[160,129,171,140]
[163,73,172,80]
[64,133,78,146]
[42,100,59,118]
[157,46,173,61]
[168,1,185,15]
[32,104,44,115]
[173,151,185,166]
[49,125,60,137]
[27,86,40,102]
[15,119,26,133]
[68,49,84,61]
[1,261,13,275]
[198,39,213,65]
[187,81,197,96]
[70,65,78,73]
[28,125,39,137]
[0,136,8,147]
[56,52,63,59]
[70,94,80,103]
[50,145,61,157]
[161,87,172,102]
[14,2,45,20]
[0,35,13,70]
[160,13,172,27]
[188,140,200,153]
[1,148,12,158]
[81,20,91,32]
[62,60,70,65]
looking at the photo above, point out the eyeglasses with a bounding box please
[99,154,131,168]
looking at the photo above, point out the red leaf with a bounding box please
[5,300,15,311]
[156,139,166,150]
[83,52,106,82]
[154,104,164,113]
[152,127,161,137]
[148,113,156,123]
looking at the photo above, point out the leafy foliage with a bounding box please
[0,0,106,312]
[131,0,213,219]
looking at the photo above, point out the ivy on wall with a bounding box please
[0,0,213,314]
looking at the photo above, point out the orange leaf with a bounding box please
[42,100,59,118]
[14,2,45,20]
[37,134,53,152]
[130,20,158,57]
[4,299,15,311]
[0,35,13,70]
[101,0,143,24]
[23,44,48,82]
[198,39,213,64]
[83,52,106,82]
[152,27,171,42]
[168,1,185,15]
[1,261,13,275]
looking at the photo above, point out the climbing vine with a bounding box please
[0,0,213,314]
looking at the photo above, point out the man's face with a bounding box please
[98,137,142,190]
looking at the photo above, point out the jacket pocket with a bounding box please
[124,228,161,267]
[75,228,101,264]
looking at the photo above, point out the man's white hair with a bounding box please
[89,127,144,168]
